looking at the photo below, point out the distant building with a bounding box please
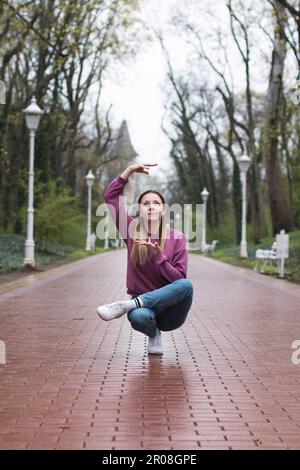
[102,120,139,217]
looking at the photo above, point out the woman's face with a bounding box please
[139,192,165,226]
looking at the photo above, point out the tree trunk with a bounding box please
[263,0,293,234]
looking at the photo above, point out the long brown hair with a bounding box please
[130,189,168,267]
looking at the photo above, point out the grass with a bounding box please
[191,229,300,284]
[0,234,115,275]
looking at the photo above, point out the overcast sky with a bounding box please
[100,0,182,177]
[98,0,249,178]
[96,0,297,179]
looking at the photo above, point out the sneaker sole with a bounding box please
[96,306,125,321]
[148,349,163,355]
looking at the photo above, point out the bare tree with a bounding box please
[227,0,267,242]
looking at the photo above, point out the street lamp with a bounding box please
[201,187,209,250]
[239,154,251,258]
[22,96,44,267]
[85,169,95,251]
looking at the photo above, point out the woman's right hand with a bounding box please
[121,163,158,180]
[131,163,158,174]
[120,163,158,181]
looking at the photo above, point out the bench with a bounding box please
[201,240,219,253]
[255,242,278,273]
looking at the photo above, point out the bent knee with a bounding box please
[127,309,155,326]
[175,278,193,295]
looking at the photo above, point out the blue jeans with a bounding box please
[127,278,193,338]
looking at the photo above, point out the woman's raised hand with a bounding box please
[129,163,158,175]
[120,163,158,181]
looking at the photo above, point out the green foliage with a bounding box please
[198,229,300,284]
[206,208,252,246]
[17,180,86,247]
[0,234,74,272]
[206,217,237,245]
[35,182,86,247]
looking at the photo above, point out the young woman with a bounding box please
[96,163,194,355]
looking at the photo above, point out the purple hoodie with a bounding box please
[103,174,188,296]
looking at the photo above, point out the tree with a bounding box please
[0,0,145,233]
[262,0,294,233]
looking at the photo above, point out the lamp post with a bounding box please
[85,169,95,251]
[22,96,44,267]
[201,187,209,250]
[239,154,251,258]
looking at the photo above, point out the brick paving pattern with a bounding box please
[0,251,300,450]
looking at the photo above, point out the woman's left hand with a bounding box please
[134,235,160,256]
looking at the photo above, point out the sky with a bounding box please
[97,0,298,180]
[100,0,182,177]
[98,0,250,178]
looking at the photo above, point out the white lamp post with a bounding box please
[239,154,251,258]
[201,187,209,250]
[85,169,95,251]
[23,96,44,267]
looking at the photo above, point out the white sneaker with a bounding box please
[97,301,127,321]
[148,328,163,355]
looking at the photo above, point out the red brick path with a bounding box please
[0,251,300,450]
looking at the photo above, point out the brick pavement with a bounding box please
[0,251,300,450]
